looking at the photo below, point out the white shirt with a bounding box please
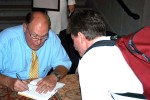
[78,36,145,100]
[48,0,76,34]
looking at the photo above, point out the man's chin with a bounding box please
[33,47,40,51]
[31,46,40,51]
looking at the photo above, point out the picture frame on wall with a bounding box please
[33,0,60,11]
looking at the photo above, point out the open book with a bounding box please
[18,78,65,100]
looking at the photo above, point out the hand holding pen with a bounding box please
[14,73,29,91]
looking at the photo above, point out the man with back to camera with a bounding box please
[67,9,146,100]
[0,11,71,93]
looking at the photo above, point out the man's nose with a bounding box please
[35,39,41,45]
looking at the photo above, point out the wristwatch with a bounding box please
[51,71,61,80]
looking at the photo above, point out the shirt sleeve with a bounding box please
[0,30,10,73]
[48,30,72,70]
[0,45,5,73]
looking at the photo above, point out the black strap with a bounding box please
[115,92,146,99]
[84,40,116,55]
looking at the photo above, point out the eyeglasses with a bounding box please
[27,25,49,41]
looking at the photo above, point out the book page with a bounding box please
[18,78,65,100]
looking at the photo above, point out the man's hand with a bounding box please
[36,75,58,94]
[35,66,68,94]
[9,78,29,92]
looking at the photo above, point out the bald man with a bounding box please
[0,11,71,93]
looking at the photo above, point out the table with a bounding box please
[0,74,81,100]
[58,74,81,100]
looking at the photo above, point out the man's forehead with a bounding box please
[32,12,48,22]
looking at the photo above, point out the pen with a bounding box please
[16,73,29,91]
[16,73,22,81]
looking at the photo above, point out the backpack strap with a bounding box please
[128,32,150,62]
[84,40,116,55]
[115,93,146,99]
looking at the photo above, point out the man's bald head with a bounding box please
[24,11,50,29]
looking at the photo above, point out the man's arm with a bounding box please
[0,74,29,92]
[0,74,11,87]
[51,65,69,80]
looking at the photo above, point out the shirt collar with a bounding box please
[93,36,111,43]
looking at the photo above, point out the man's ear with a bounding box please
[78,32,86,43]
[23,23,27,33]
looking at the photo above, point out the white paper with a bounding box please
[18,78,65,100]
